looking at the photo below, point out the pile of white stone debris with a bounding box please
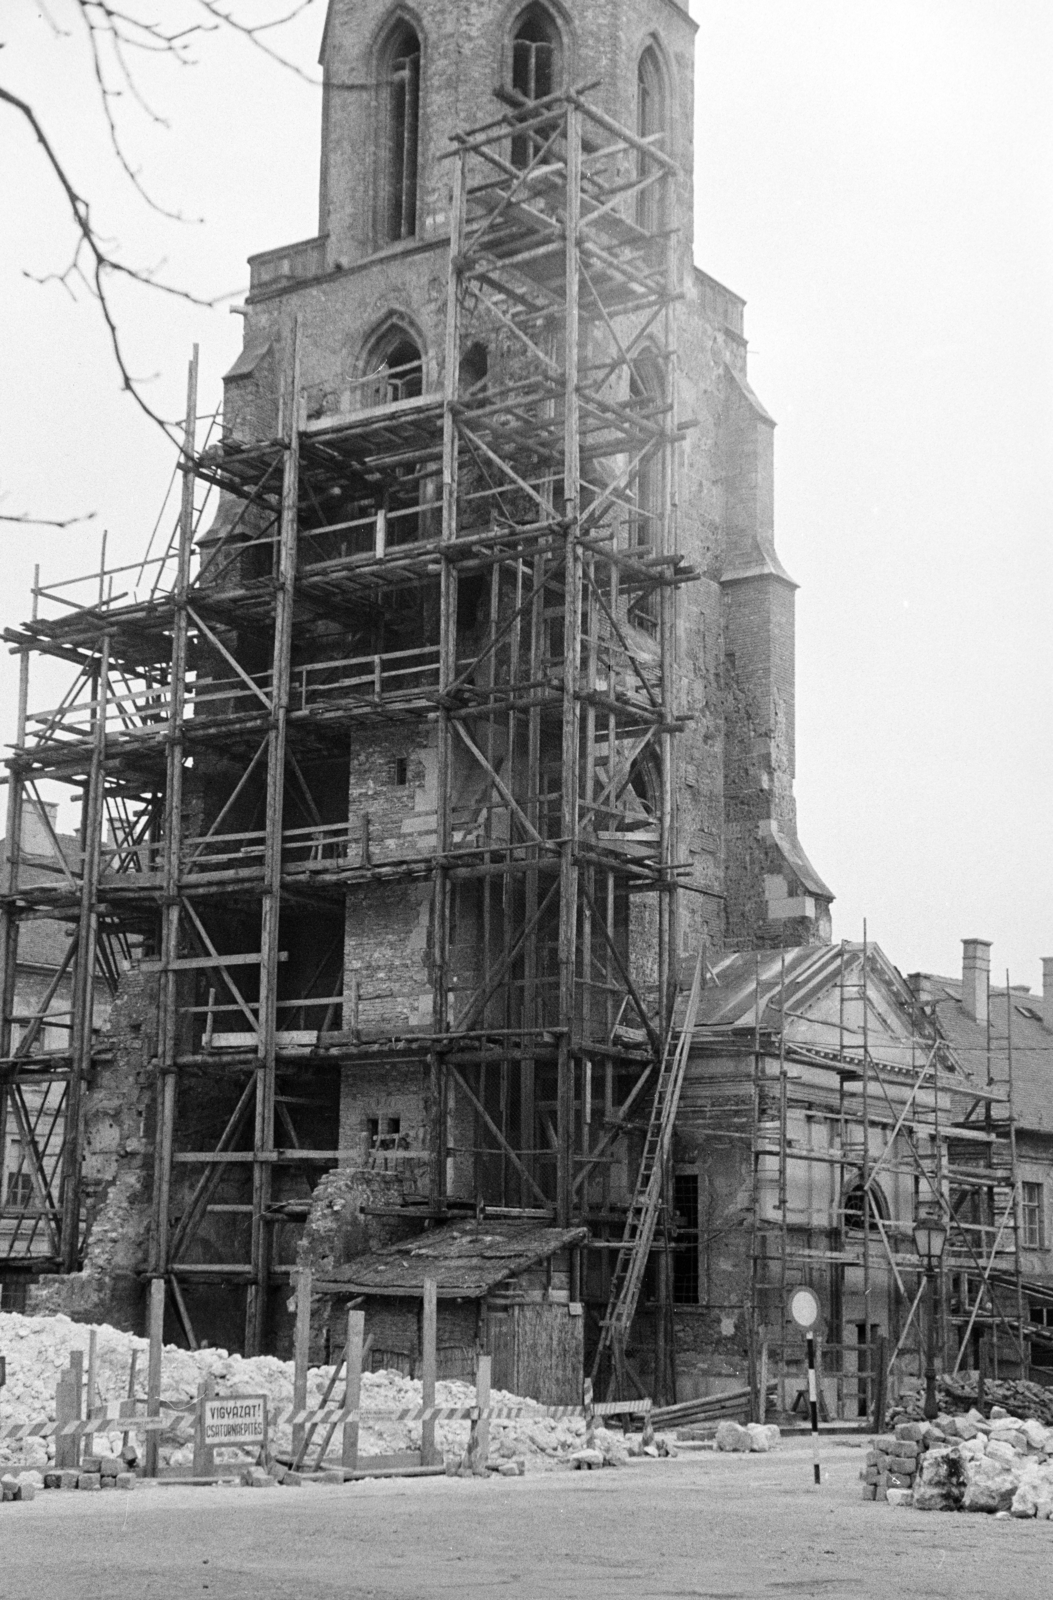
[0,1312,655,1475]
[864,1406,1053,1517]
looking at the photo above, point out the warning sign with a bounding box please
[202,1395,267,1447]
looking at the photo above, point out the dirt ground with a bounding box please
[2,1439,1052,1599]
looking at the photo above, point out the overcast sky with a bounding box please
[1,1,1050,989]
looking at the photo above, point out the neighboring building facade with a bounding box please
[0,803,112,1304]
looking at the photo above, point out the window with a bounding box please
[365,327,423,405]
[672,1171,700,1304]
[627,355,665,631]
[379,22,421,244]
[5,1169,33,1208]
[842,1181,888,1234]
[1023,1182,1045,1249]
[510,6,561,168]
[635,47,667,233]
[393,756,409,787]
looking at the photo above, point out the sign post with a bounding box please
[788,1286,821,1487]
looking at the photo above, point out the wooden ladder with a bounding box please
[591,950,705,1390]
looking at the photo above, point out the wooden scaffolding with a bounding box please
[0,89,697,1356]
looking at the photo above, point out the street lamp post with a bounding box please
[913,1206,948,1421]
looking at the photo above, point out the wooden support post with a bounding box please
[583,1376,595,1452]
[421,1277,438,1467]
[122,1348,137,1459]
[193,1374,216,1479]
[53,1367,80,1471]
[87,1327,98,1420]
[342,1308,365,1473]
[871,1332,888,1433]
[758,1337,769,1427]
[144,1277,165,1478]
[474,1353,491,1477]
[291,1264,312,1463]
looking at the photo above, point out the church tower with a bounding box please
[0,1,831,1361]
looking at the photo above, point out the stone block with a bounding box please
[890,1438,921,1458]
[874,1435,898,1455]
[886,1488,914,1508]
[115,1474,136,1490]
[17,1483,35,1503]
[865,1466,879,1485]
[77,1473,102,1492]
[100,1476,115,1490]
[81,1455,102,1475]
[714,1421,751,1453]
[895,1422,926,1443]
[887,1472,914,1489]
[874,1482,887,1502]
[861,1483,877,1501]
[887,1456,918,1477]
[913,1484,955,1512]
[986,1439,1018,1466]
[99,1456,120,1478]
[59,1471,79,1490]
[43,1473,63,1490]
[963,1474,1016,1514]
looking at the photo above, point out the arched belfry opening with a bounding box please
[511,4,561,100]
[363,323,424,404]
[377,19,421,244]
[636,45,667,233]
[510,4,562,168]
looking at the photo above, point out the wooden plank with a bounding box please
[291,1265,311,1462]
[421,1278,438,1466]
[144,1278,165,1478]
[342,1308,365,1472]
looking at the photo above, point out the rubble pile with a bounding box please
[891,1377,1053,1430]
[864,1407,1053,1516]
[0,1312,666,1475]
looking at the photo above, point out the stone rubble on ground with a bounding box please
[0,1311,675,1480]
[863,1404,1053,1516]
[714,1421,781,1453]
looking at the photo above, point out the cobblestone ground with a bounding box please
[3,1439,1052,1598]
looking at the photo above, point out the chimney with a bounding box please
[1042,958,1053,1034]
[961,939,992,1027]
[21,799,59,858]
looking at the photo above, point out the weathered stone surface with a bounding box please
[913,1483,954,1511]
[886,1488,914,1508]
[746,1423,780,1452]
[115,1473,136,1490]
[986,1438,1018,1466]
[963,1475,1016,1513]
[1011,1482,1040,1518]
[77,1473,102,1491]
[895,1422,926,1443]
[714,1421,751,1453]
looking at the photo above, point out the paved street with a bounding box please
[2,1440,1052,1599]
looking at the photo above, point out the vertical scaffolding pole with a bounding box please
[555,102,582,1226]
[1006,971,1027,1375]
[247,320,301,1354]
[152,347,199,1279]
[0,640,30,1240]
[63,634,109,1271]
[431,150,465,1208]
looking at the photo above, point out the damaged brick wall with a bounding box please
[28,967,156,1331]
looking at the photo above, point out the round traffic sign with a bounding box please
[788,1285,821,1330]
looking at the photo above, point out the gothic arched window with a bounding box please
[365,325,423,404]
[636,46,667,233]
[378,21,421,244]
[510,5,562,168]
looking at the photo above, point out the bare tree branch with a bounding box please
[0,511,98,530]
